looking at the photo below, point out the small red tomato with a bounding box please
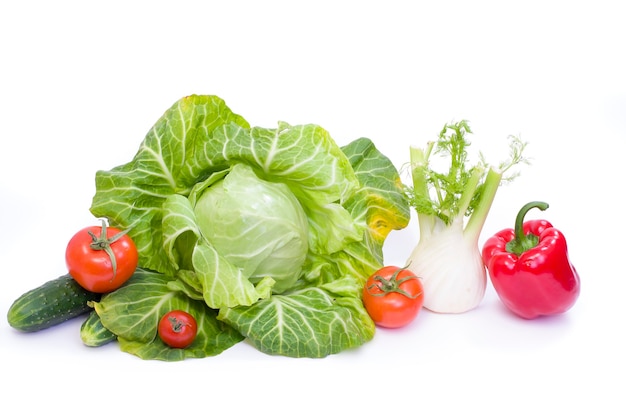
[158,310,198,349]
[362,265,424,328]
[65,219,138,293]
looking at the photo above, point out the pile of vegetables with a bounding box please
[8,95,411,360]
[7,94,581,361]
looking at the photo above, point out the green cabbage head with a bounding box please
[89,95,410,359]
[193,163,308,293]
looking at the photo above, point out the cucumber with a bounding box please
[7,274,100,332]
[80,310,117,347]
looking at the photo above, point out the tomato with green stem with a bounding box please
[363,265,424,328]
[158,310,198,349]
[65,219,138,293]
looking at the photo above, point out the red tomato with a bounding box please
[158,310,198,349]
[362,265,424,328]
[65,220,138,293]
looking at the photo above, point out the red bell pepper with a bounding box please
[482,201,580,319]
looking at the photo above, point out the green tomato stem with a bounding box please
[168,316,187,333]
[366,266,422,299]
[87,219,132,280]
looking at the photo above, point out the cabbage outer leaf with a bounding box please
[93,269,244,361]
[298,138,411,289]
[192,241,275,308]
[218,277,374,358]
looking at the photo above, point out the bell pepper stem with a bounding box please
[505,201,549,255]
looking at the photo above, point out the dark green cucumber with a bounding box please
[7,274,100,332]
[80,310,117,347]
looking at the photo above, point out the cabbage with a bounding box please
[90,95,409,359]
[193,163,309,293]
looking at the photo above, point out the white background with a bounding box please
[1,1,624,415]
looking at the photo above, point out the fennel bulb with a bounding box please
[405,121,528,313]
[407,215,487,313]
